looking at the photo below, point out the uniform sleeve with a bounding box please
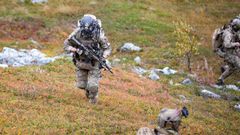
[63,28,80,53]
[222,29,240,48]
[99,29,111,58]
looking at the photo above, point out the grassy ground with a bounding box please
[0,0,240,134]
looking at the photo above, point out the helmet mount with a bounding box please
[78,15,100,40]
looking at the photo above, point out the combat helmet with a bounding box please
[230,18,240,32]
[78,14,101,40]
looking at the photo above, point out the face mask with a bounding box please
[80,27,94,40]
[231,18,240,31]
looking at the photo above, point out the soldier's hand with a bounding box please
[70,47,78,52]
[76,49,83,55]
[236,43,240,47]
[102,54,108,59]
[70,47,83,55]
[100,56,106,62]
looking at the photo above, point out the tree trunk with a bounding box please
[186,53,192,72]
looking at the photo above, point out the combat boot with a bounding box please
[89,97,98,104]
[89,95,98,104]
[216,79,224,86]
[85,90,90,98]
[221,66,225,73]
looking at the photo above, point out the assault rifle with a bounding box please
[70,36,113,74]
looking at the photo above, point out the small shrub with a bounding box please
[173,21,200,72]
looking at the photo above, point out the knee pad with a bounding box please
[86,85,98,93]
[76,81,87,89]
[86,85,98,98]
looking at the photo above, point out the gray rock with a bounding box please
[226,85,240,91]
[200,89,221,99]
[181,78,192,85]
[0,64,8,68]
[211,84,223,89]
[234,103,240,112]
[120,43,142,52]
[111,58,121,66]
[148,70,160,81]
[132,66,147,75]
[31,0,48,3]
[134,56,141,64]
[155,67,177,75]
[0,47,60,67]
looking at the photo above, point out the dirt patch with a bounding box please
[0,19,52,42]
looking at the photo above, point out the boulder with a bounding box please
[0,47,60,67]
[31,0,48,4]
[0,64,8,68]
[155,67,177,75]
[200,89,221,99]
[134,56,141,64]
[234,103,240,112]
[211,84,223,89]
[226,85,240,91]
[119,43,142,52]
[148,70,160,81]
[181,78,192,85]
[132,66,147,75]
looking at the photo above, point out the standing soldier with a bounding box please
[212,16,240,85]
[64,14,111,104]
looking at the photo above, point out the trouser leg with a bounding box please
[76,68,88,89]
[86,69,101,103]
[218,64,236,85]
[234,56,240,68]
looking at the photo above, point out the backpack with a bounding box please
[212,26,226,57]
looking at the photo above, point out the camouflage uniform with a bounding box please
[64,15,111,104]
[158,108,182,132]
[217,26,240,84]
[136,107,188,135]
[136,127,155,135]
